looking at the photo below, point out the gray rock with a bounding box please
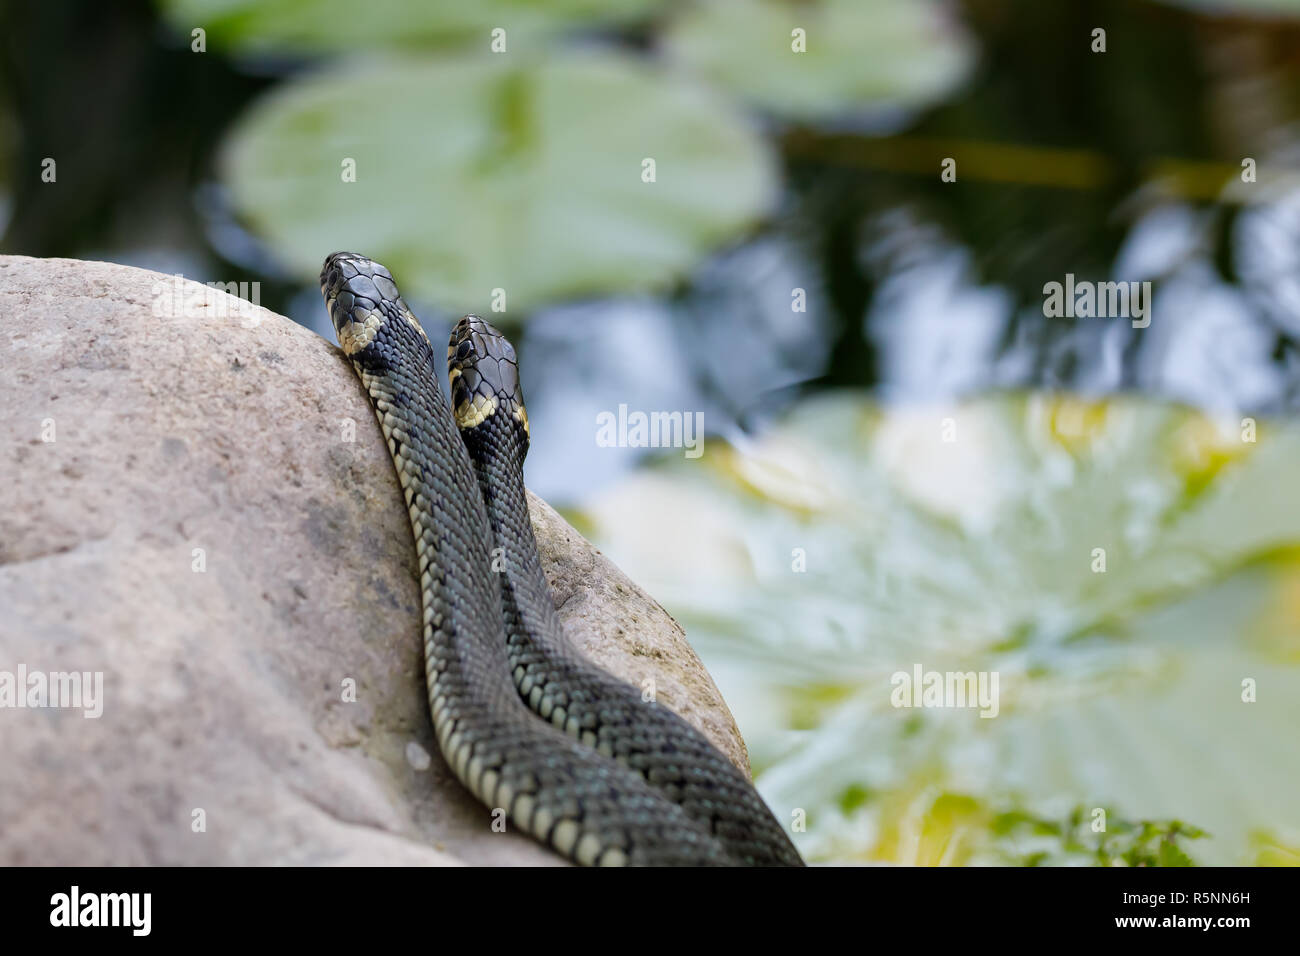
[0,255,749,866]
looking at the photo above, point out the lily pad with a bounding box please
[159,0,669,53]
[664,0,976,122]
[580,393,1300,864]
[221,52,776,314]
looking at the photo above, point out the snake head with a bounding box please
[319,252,418,355]
[448,314,530,457]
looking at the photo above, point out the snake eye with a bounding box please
[456,339,473,361]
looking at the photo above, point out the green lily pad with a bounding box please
[581,393,1300,864]
[158,0,669,53]
[664,0,976,121]
[221,52,776,314]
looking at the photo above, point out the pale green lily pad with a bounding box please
[664,0,976,121]
[221,52,776,313]
[581,394,1300,864]
[158,0,669,53]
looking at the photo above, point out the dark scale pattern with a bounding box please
[449,315,806,867]
[321,253,731,865]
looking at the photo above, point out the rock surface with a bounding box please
[0,255,749,866]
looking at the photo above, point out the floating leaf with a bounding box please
[221,52,776,314]
[582,393,1300,864]
[664,0,976,122]
[159,0,669,53]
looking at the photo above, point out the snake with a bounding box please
[320,251,804,866]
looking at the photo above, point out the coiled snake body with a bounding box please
[321,252,803,866]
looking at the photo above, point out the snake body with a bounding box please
[320,252,803,866]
